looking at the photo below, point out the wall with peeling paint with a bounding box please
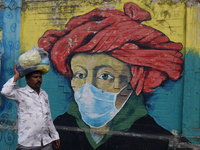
[0,0,200,149]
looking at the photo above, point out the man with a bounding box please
[1,65,60,150]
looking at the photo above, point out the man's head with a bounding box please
[25,70,42,92]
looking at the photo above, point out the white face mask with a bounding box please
[74,83,127,128]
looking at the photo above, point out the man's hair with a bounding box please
[25,70,42,79]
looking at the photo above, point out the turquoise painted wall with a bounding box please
[0,0,21,149]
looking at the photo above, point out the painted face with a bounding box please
[26,72,42,90]
[71,53,132,93]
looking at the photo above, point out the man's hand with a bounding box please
[53,139,60,149]
[13,64,23,82]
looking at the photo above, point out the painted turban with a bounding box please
[38,2,183,96]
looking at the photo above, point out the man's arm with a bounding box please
[1,65,23,101]
[48,108,60,149]
[45,95,60,149]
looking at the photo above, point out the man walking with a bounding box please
[1,65,60,150]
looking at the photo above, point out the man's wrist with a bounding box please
[13,75,20,82]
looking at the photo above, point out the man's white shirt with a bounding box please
[1,77,59,147]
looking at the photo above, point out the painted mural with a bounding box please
[1,0,200,149]
[37,2,186,150]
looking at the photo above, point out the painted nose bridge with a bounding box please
[85,69,94,85]
[85,76,93,85]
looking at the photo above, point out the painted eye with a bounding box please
[75,73,86,79]
[98,73,114,80]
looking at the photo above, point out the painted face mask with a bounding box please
[74,83,127,128]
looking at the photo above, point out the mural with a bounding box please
[0,0,200,149]
[38,2,186,150]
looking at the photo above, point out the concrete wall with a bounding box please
[0,0,200,149]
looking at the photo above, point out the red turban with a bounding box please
[38,2,183,96]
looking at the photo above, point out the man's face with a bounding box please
[26,72,42,90]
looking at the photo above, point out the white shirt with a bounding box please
[1,77,59,147]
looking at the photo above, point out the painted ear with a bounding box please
[124,2,151,22]
[38,29,65,51]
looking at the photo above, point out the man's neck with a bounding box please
[35,88,40,95]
